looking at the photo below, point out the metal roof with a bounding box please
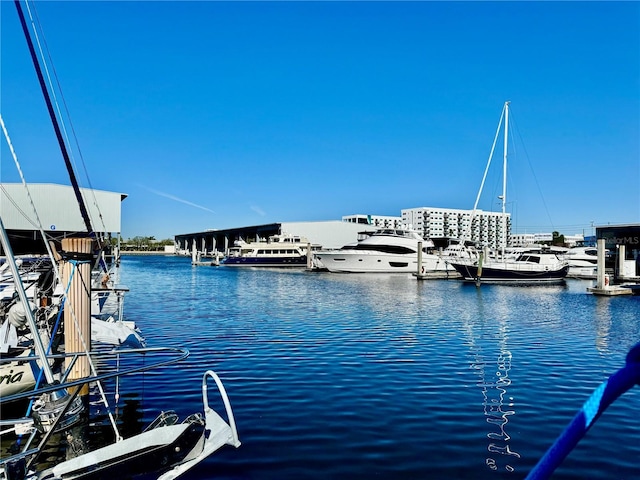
[1,183,126,233]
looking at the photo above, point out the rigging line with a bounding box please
[26,0,109,237]
[62,260,123,441]
[0,114,61,279]
[14,0,96,240]
[0,185,43,229]
[508,108,555,231]
[473,103,506,212]
[2,118,119,439]
[0,193,69,247]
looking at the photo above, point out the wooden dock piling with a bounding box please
[61,237,93,395]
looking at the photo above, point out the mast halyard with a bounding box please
[468,101,510,253]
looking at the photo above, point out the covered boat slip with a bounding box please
[596,224,640,281]
[174,221,376,259]
[587,224,640,296]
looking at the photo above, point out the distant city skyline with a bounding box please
[1,1,638,240]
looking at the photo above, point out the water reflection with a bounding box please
[465,292,520,474]
[481,347,519,472]
[593,297,612,353]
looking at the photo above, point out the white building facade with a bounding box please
[341,214,404,229]
[401,207,511,250]
[510,232,585,247]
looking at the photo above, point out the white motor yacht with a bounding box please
[222,233,320,268]
[313,228,454,274]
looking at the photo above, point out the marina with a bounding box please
[1,2,638,478]
[103,254,639,479]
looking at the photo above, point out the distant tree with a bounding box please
[119,236,174,250]
[552,231,565,246]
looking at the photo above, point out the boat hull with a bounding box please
[0,360,38,399]
[567,265,597,279]
[222,256,308,267]
[449,261,569,284]
[40,421,206,479]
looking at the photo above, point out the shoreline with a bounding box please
[120,251,175,256]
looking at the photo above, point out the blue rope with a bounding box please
[526,342,640,479]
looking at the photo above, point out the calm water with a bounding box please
[116,255,639,480]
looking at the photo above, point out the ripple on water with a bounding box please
[116,257,640,479]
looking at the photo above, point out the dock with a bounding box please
[586,286,633,296]
[587,239,639,296]
[413,271,461,280]
[191,249,222,266]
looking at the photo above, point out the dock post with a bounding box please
[417,241,423,278]
[476,251,484,287]
[61,237,93,396]
[596,238,606,289]
[618,245,626,280]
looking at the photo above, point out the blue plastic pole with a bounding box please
[526,342,640,480]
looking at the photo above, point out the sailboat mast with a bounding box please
[14,0,95,237]
[501,101,510,258]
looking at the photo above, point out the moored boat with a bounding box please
[448,249,570,284]
[313,228,455,274]
[562,246,602,279]
[222,233,320,268]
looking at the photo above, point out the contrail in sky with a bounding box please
[139,184,216,214]
[250,205,266,216]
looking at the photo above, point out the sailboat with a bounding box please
[447,102,569,284]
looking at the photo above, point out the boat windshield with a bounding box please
[515,255,540,264]
[374,229,417,239]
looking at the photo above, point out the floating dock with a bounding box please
[587,285,633,296]
[413,271,461,280]
[587,239,638,296]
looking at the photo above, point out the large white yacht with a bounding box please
[313,228,455,274]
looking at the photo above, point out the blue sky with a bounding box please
[1,1,638,240]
